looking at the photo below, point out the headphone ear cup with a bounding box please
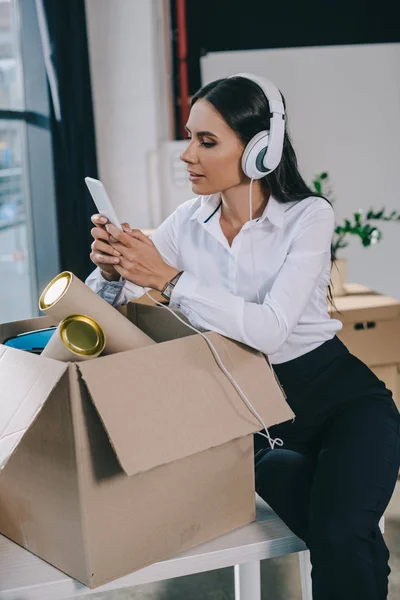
[241,131,270,179]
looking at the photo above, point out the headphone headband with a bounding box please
[234,72,285,116]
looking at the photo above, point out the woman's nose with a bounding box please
[180,142,197,164]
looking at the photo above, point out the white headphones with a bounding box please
[230,73,286,179]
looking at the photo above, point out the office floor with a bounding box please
[82,477,400,600]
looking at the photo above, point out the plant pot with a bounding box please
[331,257,348,297]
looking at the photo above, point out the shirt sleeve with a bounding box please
[169,204,335,356]
[85,267,146,306]
[85,206,182,306]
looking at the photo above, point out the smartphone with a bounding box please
[85,177,123,229]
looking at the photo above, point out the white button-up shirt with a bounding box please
[85,193,342,364]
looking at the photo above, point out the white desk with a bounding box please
[0,496,307,600]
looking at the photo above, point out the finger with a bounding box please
[118,255,134,270]
[90,252,115,272]
[91,226,111,243]
[91,239,121,256]
[90,251,120,266]
[105,223,133,246]
[114,264,131,279]
[108,241,135,257]
[123,227,153,246]
[91,214,108,226]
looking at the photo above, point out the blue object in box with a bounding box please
[3,327,57,355]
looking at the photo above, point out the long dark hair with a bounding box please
[191,76,336,307]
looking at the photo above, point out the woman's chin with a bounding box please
[190,180,215,195]
[190,181,204,193]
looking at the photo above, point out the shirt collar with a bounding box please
[257,194,285,228]
[189,193,286,228]
[189,194,222,223]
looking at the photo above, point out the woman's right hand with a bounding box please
[90,214,123,281]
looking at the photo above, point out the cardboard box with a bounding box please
[0,305,293,588]
[370,365,400,407]
[330,286,400,408]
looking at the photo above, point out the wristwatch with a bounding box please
[161,271,183,303]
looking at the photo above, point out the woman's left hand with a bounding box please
[105,223,180,291]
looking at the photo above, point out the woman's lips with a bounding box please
[188,170,205,182]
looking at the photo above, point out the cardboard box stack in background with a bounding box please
[0,304,293,588]
[329,283,400,408]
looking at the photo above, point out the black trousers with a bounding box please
[254,336,400,600]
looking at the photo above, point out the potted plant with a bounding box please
[312,172,400,296]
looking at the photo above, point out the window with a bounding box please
[0,0,59,322]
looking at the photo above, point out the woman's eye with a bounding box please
[185,135,214,148]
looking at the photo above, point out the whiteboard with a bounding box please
[201,44,400,299]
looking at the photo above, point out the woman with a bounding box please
[86,75,400,600]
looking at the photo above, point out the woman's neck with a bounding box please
[220,180,270,228]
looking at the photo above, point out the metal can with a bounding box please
[38,270,155,353]
[39,271,72,310]
[41,314,106,361]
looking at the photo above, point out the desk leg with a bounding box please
[234,561,261,600]
[299,550,313,600]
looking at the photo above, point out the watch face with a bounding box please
[162,282,173,300]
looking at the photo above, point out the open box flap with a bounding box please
[0,315,59,343]
[0,345,68,471]
[78,332,293,477]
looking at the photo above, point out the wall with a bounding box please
[85,0,172,229]
[201,43,400,299]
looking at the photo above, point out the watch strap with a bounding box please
[161,271,183,301]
